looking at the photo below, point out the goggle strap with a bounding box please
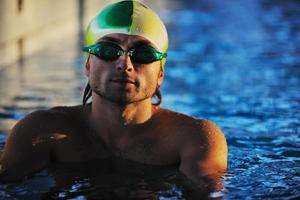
[81,45,100,55]
[156,52,167,60]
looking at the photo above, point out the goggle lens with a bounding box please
[82,42,167,64]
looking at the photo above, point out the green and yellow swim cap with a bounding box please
[85,0,168,69]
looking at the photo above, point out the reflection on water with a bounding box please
[0,0,300,199]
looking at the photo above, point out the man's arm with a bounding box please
[0,111,52,182]
[179,120,228,185]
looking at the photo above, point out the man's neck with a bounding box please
[90,93,154,130]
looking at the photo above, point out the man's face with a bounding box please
[85,33,164,105]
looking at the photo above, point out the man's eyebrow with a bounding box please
[130,40,159,51]
[133,40,153,47]
[97,36,121,43]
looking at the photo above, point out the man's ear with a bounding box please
[85,55,91,77]
[157,69,164,87]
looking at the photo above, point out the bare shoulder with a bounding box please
[0,105,83,182]
[156,108,225,138]
[156,108,228,176]
[7,105,83,140]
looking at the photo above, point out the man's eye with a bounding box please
[135,46,154,54]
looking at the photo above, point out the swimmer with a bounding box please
[0,0,227,187]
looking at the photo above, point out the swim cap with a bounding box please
[85,0,168,69]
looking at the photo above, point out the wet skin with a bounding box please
[0,34,227,189]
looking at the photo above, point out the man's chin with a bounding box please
[93,90,152,105]
[108,95,152,106]
[99,93,138,105]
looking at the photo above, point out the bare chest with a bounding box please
[105,128,182,166]
[52,129,180,166]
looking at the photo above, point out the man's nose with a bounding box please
[116,53,134,72]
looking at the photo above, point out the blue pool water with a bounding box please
[0,0,300,199]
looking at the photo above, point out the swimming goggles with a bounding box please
[82,42,167,64]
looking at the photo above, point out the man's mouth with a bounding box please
[110,78,137,85]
